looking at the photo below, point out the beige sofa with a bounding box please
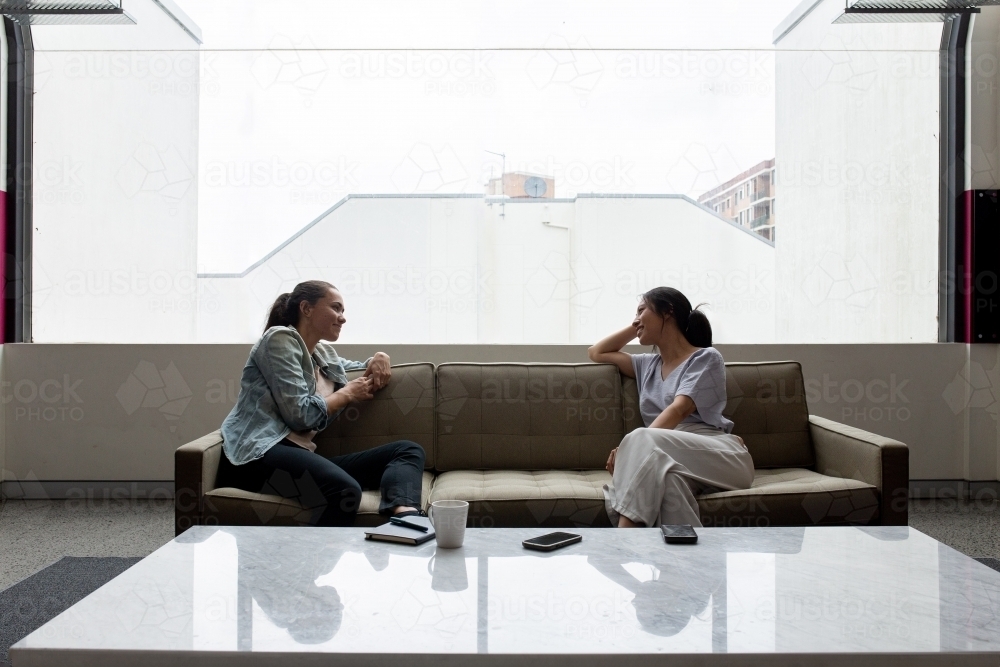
[175,360,908,535]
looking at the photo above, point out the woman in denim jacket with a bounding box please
[217,280,425,526]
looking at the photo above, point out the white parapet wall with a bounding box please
[197,194,776,344]
[569,196,775,345]
[774,0,942,343]
[30,0,202,344]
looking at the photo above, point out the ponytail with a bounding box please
[265,293,293,330]
[640,286,713,348]
[685,304,712,348]
[264,280,336,332]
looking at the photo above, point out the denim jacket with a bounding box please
[220,326,372,465]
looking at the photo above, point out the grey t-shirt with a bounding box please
[631,347,734,433]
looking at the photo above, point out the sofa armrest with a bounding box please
[808,415,909,526]
[175,430,224,536]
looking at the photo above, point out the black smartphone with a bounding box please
[661,524,698,544]
[523,532,583,551]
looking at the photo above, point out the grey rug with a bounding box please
[0,556,140,667]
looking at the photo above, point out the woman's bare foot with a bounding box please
[618,515,645,528]
[392,505,419,515]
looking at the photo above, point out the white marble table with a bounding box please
[10,526,1000,666]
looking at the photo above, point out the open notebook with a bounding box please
[364,515,436,545]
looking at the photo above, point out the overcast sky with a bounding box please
[180,1,802,271]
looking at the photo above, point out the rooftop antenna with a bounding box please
[485,149,505,218]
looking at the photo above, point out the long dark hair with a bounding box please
[265,280,337,332]
[640,286,712,348]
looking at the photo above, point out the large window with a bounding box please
[30,0,941,343]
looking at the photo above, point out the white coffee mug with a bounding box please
[428,500,469,548]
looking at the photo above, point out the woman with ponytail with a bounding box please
[588,287,753,528]
[217,280,426,527]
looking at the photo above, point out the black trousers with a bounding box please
[217,439,425,527]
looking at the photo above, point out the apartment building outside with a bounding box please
[697,158,776,241]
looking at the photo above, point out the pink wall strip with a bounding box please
[962,189,974,344]
[0,188,6,342]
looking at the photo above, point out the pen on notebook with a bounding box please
[389,516,429,532]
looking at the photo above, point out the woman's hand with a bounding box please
[339,376,375,403]
[606,447,618,475]
[364,352,392,390]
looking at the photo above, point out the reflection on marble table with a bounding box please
[10,526,1000,666]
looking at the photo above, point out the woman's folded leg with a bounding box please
[659,471,703,526]
[218,440,364,526]
[329,440,426,515]
[606,427,754,528]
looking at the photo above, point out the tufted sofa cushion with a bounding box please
[697,468,878,526]
[723,361,814,468]
[435,363,624,471]
[429,469,612,528]
[202,471,434,528]
[313,362,436,469]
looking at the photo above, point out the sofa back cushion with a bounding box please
[724,361,813,468]
[621,360,814,469]
[435,363,624,471]
[622,374,645,434]
[313,362,435,469]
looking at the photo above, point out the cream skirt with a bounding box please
[603,422,754,528]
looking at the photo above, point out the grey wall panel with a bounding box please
[0,343,981,488]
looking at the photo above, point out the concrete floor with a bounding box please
[0,497,997,591]
[908,497,1000,558]
[0,498,174,591]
